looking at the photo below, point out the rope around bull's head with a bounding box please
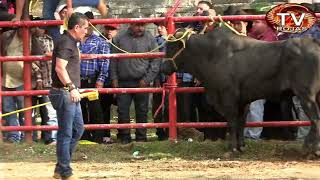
[164,28,196,70]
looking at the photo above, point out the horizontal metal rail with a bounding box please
[0,87,206,96]
[0,121,311,131]
[0,52,165,62]
[1,13,320,28]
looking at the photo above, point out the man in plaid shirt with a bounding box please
[79,12,110,143]
[31,20,58,145]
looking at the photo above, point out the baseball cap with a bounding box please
[104,23,120,29]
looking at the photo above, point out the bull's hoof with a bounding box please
[303,141,313,150]
[305,153,318,160]
[238,146,245,152]
[223,151,233,159]
[223,148,239,159]
[303,150,320,160]
[303,141,320,158]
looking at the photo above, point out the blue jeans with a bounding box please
[292,96,310,140]
[45,99,58,142]
[32,95,58,142]
[49,88,84,178]
[2,85,24,142]
[42,0,99,41]
[244,99,266,139]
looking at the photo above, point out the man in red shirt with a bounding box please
[248,19,278,41]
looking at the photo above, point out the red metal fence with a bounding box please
[0,1,312,143]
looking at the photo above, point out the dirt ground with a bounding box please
[2,160,320,180]
[2,140,320,179]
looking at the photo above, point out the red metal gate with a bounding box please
[0,0,313,143]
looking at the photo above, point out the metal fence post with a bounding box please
[166,16,178,141]
[22,25,33,143]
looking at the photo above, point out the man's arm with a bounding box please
[66,0,74,17]
[15,0,26,21]
[55,58,72,86]
[15,0,31,21]
[55,58,81,102]
[96,39,110,88]
[142,37,161,85]
[109,37,120,88]
[32,61,43,89]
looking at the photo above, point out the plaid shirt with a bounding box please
[37,35,54,88]
[80,33,110,83]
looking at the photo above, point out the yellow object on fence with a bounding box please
[80,90,99,101]
[0,90,99,118]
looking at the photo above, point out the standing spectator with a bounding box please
[103,23,119,41]
[173,2,210,124]
[100,22,119,144]
[79,11,109,144]
[55,4,68,35]
[176,72,196,123]
[0,27,43,143]
[222,6,248,35]
[110,12,160,144]
[192,0,213,33]
[50,13,88,179]
[203,9,216,33]
[180,1,214,125]
[31,18,58,145]
[249,19,295,140]
[152,19,169,141]
[244,9,278,140]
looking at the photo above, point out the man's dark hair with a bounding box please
[84,11,94,20]
[224,6,247,16]
[67,12,88,30]
[198,1,213,9]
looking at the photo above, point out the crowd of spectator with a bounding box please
[0,0,319,146]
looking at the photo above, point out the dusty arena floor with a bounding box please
[1,140,320,179]
[2,160,320,179]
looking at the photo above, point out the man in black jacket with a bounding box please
[110,12,160,144]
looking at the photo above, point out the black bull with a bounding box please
[161,28,320,156]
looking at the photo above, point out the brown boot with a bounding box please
[63,175,79,180]
[53,172,78,180]
[53,172,61,179]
